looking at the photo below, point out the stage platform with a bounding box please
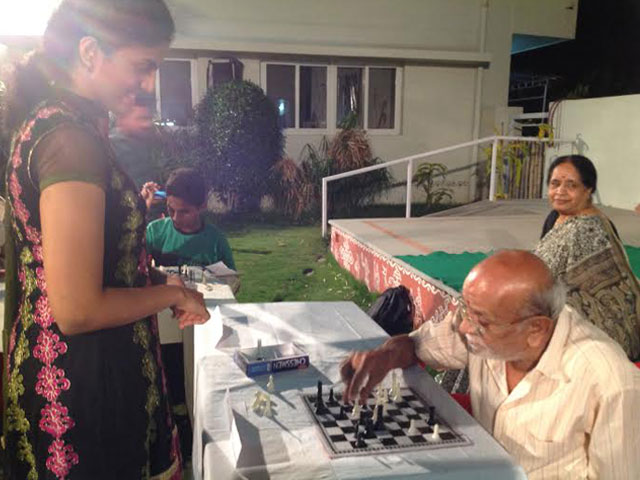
[329,200,640,326]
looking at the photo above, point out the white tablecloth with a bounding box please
[193,302,527,480]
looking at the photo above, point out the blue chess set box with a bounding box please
[233,342,309,377]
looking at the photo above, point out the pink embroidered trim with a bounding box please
[35,365,71,403]
[11,104,80,478]
[40,402,76,437]
[46,439,79,478]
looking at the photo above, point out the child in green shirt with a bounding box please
[146,168,235,269]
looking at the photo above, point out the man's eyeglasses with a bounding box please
[452,299,528,337]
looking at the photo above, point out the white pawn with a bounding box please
[263,394,273,417]
[372,405,379,424]
[431,423,441,441]
[266,374,275,393]
[375,385,383,403]
[407,419,420,436]
[251,391,263,411]
[390,372,401,402]
[351,402,361,420]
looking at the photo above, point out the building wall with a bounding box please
[550,95,640,210]
[160,0,577,204]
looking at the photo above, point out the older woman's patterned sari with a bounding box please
[535,213,640,361]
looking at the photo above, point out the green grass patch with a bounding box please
[227,224,378,311]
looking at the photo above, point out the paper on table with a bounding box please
[206,261,239,277]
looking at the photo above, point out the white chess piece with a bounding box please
[266,374,275,393]
[390,372,401,402]
[431,423,441,441]
[251,391,263,411]
[351,402,361,420]
[376,385,384,402]
[263,394,273,417]
[372,405,379,424]
[408,419,420,436]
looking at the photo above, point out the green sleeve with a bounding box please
[218,234,236,270]
[146,223,156,253]
[32,124,109,191]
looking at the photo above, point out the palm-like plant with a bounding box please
[414,162,453,207]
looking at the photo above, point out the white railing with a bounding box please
[321,135,576,237]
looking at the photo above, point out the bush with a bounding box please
[270,157,313,223]
[195,81,283,213]
[301,128,392,219]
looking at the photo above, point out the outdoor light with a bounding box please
[0,1,62,36]
[277,99,286,116]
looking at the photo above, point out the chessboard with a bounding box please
[302,382,471,458]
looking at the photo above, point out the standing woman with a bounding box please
[1,1,209,478]
[535,155,640,360]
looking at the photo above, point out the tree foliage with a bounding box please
[195,80,283,212]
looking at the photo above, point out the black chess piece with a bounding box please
[428,405,436,426]
[364,418,375,438]
[374,405,385,430]
[338,404,347,420]
[328,387,335,405]
[355,430,367,448]
[315,381,325,413]
[359,410,367,423]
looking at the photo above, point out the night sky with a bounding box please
[511,0,640,102]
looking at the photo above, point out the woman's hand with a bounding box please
[166,274,184,288]
[174,287,210,329]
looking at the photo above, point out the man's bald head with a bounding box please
[464,250,564,323]
[458,250,565,363]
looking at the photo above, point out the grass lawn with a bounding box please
[226,224,378,312]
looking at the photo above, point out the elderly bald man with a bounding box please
[341,250,640,479]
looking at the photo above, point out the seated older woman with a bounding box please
[535,155,640,360]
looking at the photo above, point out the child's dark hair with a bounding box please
[1,0,174,133]
[166,168,207,207]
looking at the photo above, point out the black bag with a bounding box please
[367,286,413,336]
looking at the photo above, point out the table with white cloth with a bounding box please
[192,301,528,480]
[157,281,236,420]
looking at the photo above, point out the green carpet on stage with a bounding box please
[397,246,640,293]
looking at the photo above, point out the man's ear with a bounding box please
[526,316,553,349]
[78,36,102,74]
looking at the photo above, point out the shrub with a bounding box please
[270,157,313,222]
[195,80,283,212]
[413,162,453,207]
[315,128,391,218]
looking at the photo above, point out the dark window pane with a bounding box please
[266,65,296,129]
[337,67,363,128]
[208,60,243,88]
[368,68,396,129]
[299,66,327,128]
[159,60,192,126]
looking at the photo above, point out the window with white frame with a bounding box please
[263,62,401,133]
[337,66,399,131]
[264,63,328,130]
[156,59,197,126]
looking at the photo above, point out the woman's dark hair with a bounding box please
[1,0,174,133]
[546,155,597,193]
[166,168,207,207]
